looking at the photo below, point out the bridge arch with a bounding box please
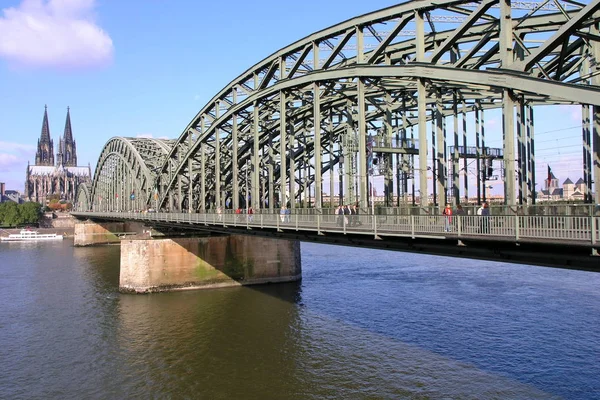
[84,0,600,212]
[74,182,92,211]
[75,137,174,212]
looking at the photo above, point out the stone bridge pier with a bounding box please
[74,220,302,293]
[74,220,149,246]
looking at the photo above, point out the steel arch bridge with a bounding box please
[75,137,175,212]
[76,0,600,213]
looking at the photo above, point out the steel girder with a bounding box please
[98,0,600,210]
[74,137,174,212]
[74,182,92,211]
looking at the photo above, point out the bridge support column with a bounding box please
[74,220,148,246]
[120,235,301,293]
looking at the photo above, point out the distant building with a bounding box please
[539,172,587,201]
[24,106,92,205]
[562,178,574,198]
[0,182,22,204]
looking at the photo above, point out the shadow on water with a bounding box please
[72,242,121,291]
[109,275,562,399]
[297,242,600,400]
[50,240,598,399]
[113,282,308,399]
[247,279,303,303]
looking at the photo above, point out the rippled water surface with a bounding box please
[1,240,599,399]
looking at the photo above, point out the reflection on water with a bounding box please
[0,240,598,399]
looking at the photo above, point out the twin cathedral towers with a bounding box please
[35,105,77,167]
[25,106,91,205]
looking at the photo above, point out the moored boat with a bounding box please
[0,229,64,242]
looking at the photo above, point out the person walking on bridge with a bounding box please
[336,205,343,227]
[352,204,361,226]
[481,202,490,233]
[280,206,286,223]
[443,203,453,232]
[343,205,350,226]
[478,202,490,233]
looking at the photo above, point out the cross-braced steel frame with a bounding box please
[76,0,600,213]
[77,137,174,211]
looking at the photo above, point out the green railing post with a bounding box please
[374,213,378,238]
[591,216,597,246]
[317,213,321,234]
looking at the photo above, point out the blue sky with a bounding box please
[0,0,587,195]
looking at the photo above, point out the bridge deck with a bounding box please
[73,211,600,245]
[73,212,599,270]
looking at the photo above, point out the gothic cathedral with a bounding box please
[25,106,92,205]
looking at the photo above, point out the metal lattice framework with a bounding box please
[75,182,93,211]
[77,0,600,212]
[76,137,174,211]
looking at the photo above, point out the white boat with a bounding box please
[0,229,64,242]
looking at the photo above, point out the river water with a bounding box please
[0,239,598,399]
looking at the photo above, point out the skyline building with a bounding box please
[25,106,91,205]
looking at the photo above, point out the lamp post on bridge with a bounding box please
[245,159,250,214]
[338,153,344,206]
[368,134,375,216]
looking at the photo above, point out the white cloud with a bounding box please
[135,133,170,140]
[0,0,113,69]
[556,104,582,123]
[0,141,35,172]
[0,141,35,153]
[486,117,500,128]
[0,153,20,171]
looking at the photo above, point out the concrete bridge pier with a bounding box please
[120,236,302,293]
[74,220,149,246]
[73,220,302,293]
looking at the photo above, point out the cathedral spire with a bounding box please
[64,106,73,143]
[35,105,54,166]
[40,104,51,143]
[62,106,77,166]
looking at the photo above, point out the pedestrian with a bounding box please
[336,205,343,227]
[481,202,490,233]
[351,204,360,226]
[442,203,453,232]
[280,206,286,223]
[455,204,465,216]
[248,206,254,222]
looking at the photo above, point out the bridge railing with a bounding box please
[199,204,600,217]
[74,211,599,247]
[320,204,600,217]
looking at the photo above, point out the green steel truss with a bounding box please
[76,0,600,212]
[77,137,174,211]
